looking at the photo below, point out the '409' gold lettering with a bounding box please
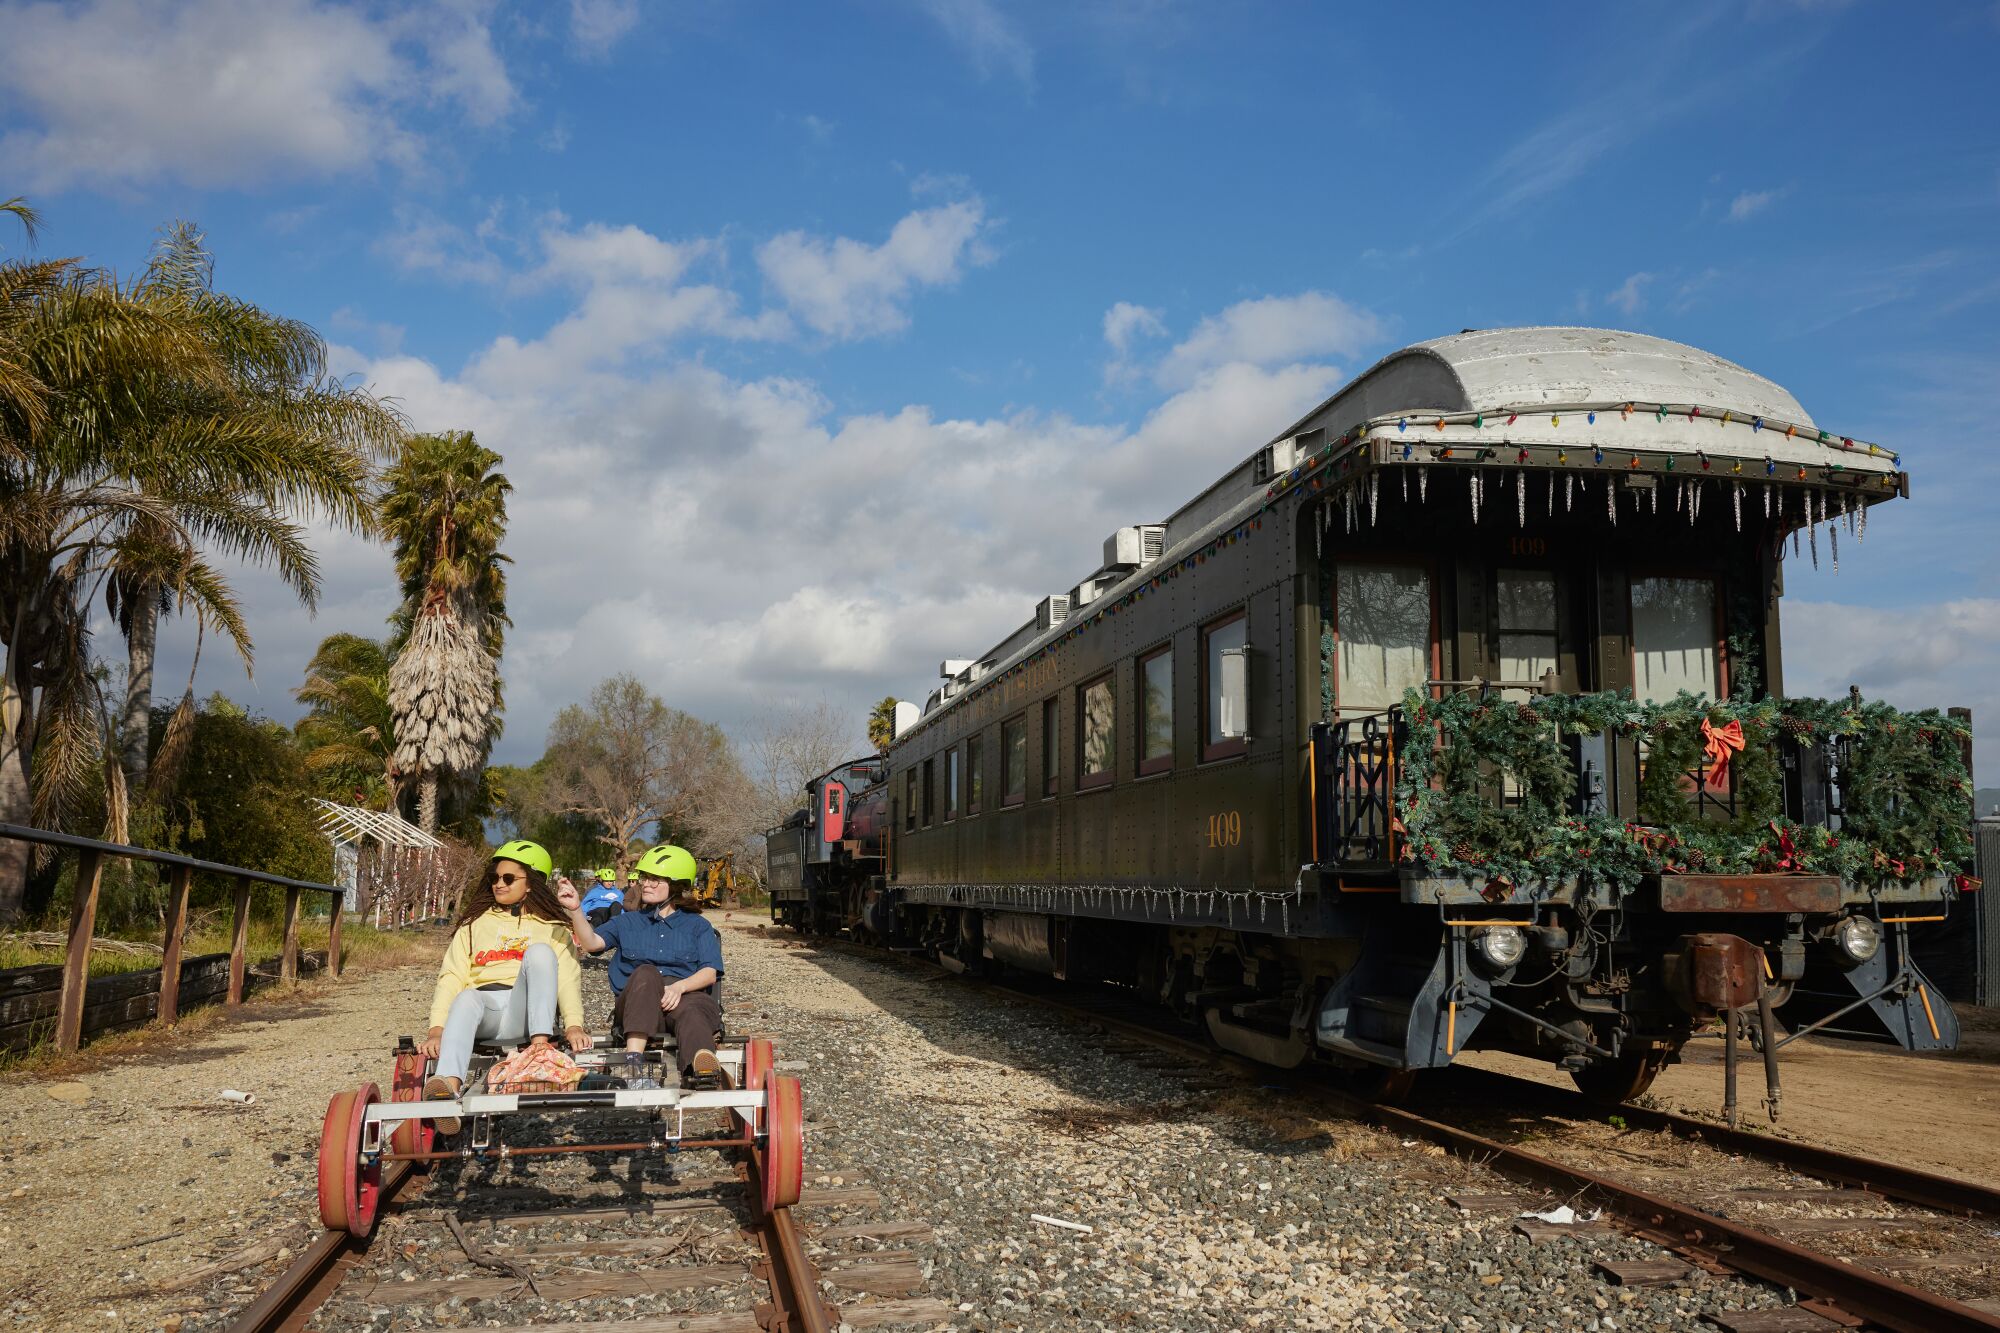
[1204,811,1242,848]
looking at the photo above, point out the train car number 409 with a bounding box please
[1204,811,1243,848]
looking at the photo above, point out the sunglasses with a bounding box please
[489,871,525,887]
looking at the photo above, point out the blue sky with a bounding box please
[4,0,1998,771]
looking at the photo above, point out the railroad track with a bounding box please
[221,1123,946,1333]
[804,931,2000,1333]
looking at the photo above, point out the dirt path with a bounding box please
[0,960,436,1331]
[1459,1004,2000,1188]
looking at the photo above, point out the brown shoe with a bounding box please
[425,1075,462,1136]
[690,1049,721,1077]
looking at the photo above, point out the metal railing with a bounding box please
[0,822,346,1053]
[1311,709,1408,865]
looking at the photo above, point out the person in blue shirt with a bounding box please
[578,871,626,925]
[558,843,724,1088]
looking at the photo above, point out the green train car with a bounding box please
[808,327,1973,1106]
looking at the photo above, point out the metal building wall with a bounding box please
[1977,819,2000,1008]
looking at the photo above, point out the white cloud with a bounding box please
[1782,598,2000,779]
[1102,302,1166,356]
[0,0,514,191]
[913,0,1034,84]
[756,199,996,340]
[570,0,640,57]
[376,203,512,284]
[1153,291,1382,389]
[1728,189,1779,221]
[1606,272,1653,316]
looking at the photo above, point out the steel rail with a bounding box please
[749,1145,837,1333]
[1442,1063,2000,1218]
[223,1159,423,1333]
[883,955,2000,1333]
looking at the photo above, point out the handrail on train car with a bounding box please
[0,821,348,1053]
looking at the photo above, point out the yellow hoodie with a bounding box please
[427,907,586,1033]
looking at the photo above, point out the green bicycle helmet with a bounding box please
[632,843,698,883]
[491,839,553,878]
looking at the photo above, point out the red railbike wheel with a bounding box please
[316,1081,383,1236]
[739,1037,775,1135]
[759,1074,804,1214]
[389,1050,434,1157]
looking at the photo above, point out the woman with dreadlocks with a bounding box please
[420,840,590,1129]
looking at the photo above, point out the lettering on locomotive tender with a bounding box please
[1507,535,1549,557]
[1204,811,1243,849]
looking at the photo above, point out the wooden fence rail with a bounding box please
[0,822,345,1054]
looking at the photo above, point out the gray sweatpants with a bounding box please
[435,941,560,1082]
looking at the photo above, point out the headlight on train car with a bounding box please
[1834,915,1881,964]
[1473,926,1527,970]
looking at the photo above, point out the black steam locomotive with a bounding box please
[769,327,1973,1106]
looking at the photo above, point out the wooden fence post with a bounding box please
[280,886,301,983]
[327,889,344,980]
[226,876,253,1006]
[157,865,193,1025]
[56,850,105,1054]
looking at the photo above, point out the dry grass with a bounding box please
[0,916,433,977]
[0,921,442,1077]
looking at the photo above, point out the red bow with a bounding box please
[1700,717,1745,787]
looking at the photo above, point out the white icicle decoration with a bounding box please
[1344,485,1355,533]
[1565,473,1574,512]
[1547,472,1554,517]
[1830,513,1839,572]
[1517,469,1526,527]
[1675,479,1684,513]
[1733,481,1742,532]
[1809,513,1818,569]
[1858,498,1867,542]
[1471,471,1482,523]
[1369,474,1379,526]
[1606,474,1616,526]
[1419,466,1429,503]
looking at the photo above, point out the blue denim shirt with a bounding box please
[594,908,725,996]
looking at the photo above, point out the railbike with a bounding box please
[773,327,1974,1112]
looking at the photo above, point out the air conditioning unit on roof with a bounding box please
[1036,594,1070,632]
[1103,524,1168,569]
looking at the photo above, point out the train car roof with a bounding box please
[1272,326,1814,444]
[897,325,1895,740]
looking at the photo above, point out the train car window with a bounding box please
[1496,569,1558,692]
[1334,564,1432,715]
[1632,576,1719,702]
[1002,716,1027,805]
[1201,612,1249,761]
[922,757,935,826]
[945,747,959,822]
[903,769,916,833]
[1041,698,1059,797]
[966,733,984,814]
[1138,646,1173,775]
[1078,673,1114,789]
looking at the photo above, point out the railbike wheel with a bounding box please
[1570,1051,1668,1105]
[739,1037,775,1135]
[389,1049,434,1158]
[758,1074,805,1214]
[316,1082,383,1236]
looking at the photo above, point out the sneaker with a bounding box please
[690,1049,721,1077]
[424,1075,462,1136]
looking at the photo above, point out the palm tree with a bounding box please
[381,432,509,833]
[113,222,398,793]
[868,696,899,752]
[0,210,399,919]
[294,632,400,809]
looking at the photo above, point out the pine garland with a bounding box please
[1396,688,1972,890]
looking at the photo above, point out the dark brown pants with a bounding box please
[613,964,722,1071]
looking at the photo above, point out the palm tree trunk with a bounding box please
[121,594,157,791]
[0,649,35,922]
[418,771,439,835]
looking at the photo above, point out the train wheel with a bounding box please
[389,1050,434,1158]
[739,1037,774,1135]
[1570,1052,1667,1106]
[316,1082,383,1236]
[1337,1064,1418,1104]
[758,1074,805,1214]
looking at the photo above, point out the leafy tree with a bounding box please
[381,431,509,833]
[0,209,393,919]
[530,675,744,871]
[868,696,899,752]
